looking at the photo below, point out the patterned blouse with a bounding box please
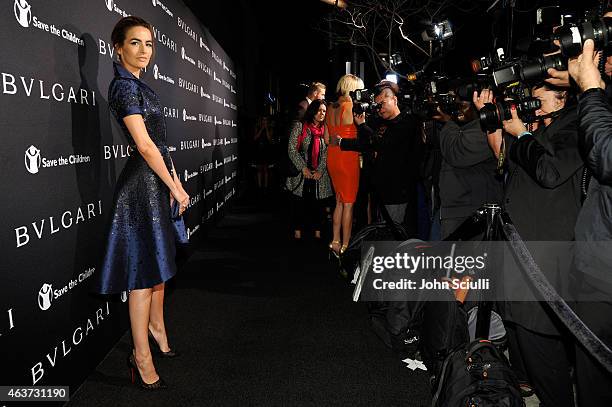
[285,121,333,199]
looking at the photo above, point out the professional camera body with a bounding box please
[479,97,541,132]
[472,48,566,89]
[350,88,382,115]
[407,74,465,120]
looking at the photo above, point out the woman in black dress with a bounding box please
[96,16,189,389]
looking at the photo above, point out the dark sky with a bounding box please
[185,0,333,115]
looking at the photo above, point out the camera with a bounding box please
[479,97,541,132]
[413,93,461,119]
[483,54,566,88]
[555,17,612,57]
[350,88,382,115]
[471,48,507,73]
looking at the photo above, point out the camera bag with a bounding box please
[431,339,524,407]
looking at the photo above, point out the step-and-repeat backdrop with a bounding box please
[0,0,238,390]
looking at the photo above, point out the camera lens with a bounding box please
[479,99,539,132]
[520,54,566,83]
[479,103,502,132]
[558,18,612,57]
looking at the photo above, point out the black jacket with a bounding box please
[505,104,583,241]
[438,119,502,220]
[503,104,584,334]
[574,88,612,295]
[340,111,421,204]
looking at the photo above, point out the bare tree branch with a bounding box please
[319,0,489,76]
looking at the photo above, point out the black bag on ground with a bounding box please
[431,339,524,407]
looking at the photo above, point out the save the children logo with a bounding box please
[25,145,41,174]
[14,0,31,28]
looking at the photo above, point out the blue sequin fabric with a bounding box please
[95,62,176,294]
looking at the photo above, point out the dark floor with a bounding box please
[66,192,431,407]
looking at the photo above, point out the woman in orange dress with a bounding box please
[325,74,364,256]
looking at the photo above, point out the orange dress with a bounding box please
[326,102,360,203]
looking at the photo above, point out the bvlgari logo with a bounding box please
[152,26,177,52]
[2,72,96,104]
[25,145,41,174]
[14,0,31,28]
[31,302,111,385]
[38,283,53,311]
[178,77,198,94]
[15,200,103,248]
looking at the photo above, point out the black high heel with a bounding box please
[148,329,179,358]
[127,351,167,390]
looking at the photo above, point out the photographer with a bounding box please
[500,81,584,407]
[568,38,612,407]
[435,89,504,239]
[330,82,421,235]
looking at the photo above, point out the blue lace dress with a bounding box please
[96,62,176,294]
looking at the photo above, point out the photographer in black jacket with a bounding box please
[568,38,612,407]
[330,82,422,236]
[435,89,504,238]
[500,81,584,407]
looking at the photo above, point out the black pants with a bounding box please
[573,298,612,407]
[511,324,574,407]
[290,180,324,233]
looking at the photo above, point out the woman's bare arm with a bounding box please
[123,114,185,203]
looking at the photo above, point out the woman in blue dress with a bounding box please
[96,16,189,389]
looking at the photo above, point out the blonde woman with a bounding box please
[325,74,363,256]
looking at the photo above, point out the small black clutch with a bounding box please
[171,200,189,244]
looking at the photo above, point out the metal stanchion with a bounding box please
[475,204,501,340]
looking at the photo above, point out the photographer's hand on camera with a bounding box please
[472,89,494,111]
[502,105,528,137]
[353,112,366,126]
[568,39,605,92]
[545,68,571,88]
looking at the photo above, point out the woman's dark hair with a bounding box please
[303,99,327,125]
[111,16,155,61]
[533,81,576,106]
